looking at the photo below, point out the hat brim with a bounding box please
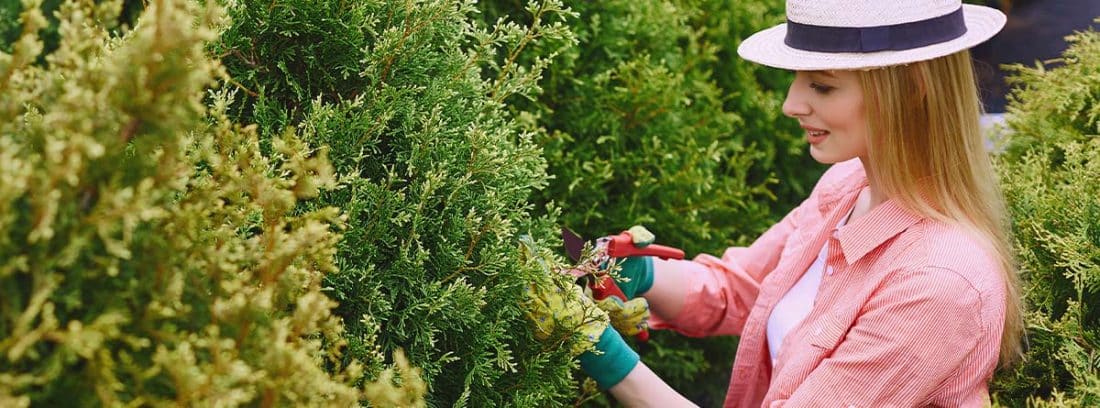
[737,4,1006,71]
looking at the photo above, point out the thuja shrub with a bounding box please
[689,0,825,211]
[0,0,145,56]
[991,26,1100,406]
[480,0,775,254]
[0,0,425,405]
[215,0,586,405]
[474,0,814,404]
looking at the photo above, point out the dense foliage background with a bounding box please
[991,25,1100,407]
[214,0,583,405]
[0,0,421,405]
[473,1,818,403]
[0,0,1097,406]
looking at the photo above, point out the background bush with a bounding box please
[475,0,819,404]
[991,24,1100,407]
[0,0,144,57]
[6,0,1095,405]
[0,0,417,405]
[215,0,586,405]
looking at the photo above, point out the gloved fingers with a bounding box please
[620,297,649,319]
[627,225,655,247]
[608,312,647,337]
[596,297,635,336]
[595,296,650,337]
[522,284,555,340]
[614,298,650,336]
[523,278,610,353]
[594,296,627,312]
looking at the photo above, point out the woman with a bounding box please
[524,0,1024,406]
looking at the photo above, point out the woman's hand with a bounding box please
[521,275,642,390]
[602,225,658,299]
[519,236,695,405]
[519,236,641,390]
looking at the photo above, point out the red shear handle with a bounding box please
[590,275,650,342]
[606,233,685,260]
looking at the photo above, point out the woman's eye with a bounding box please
[809,82,835,94]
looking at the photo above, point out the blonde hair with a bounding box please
[856,50,1024,368]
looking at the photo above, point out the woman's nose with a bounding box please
[782,83,811,118]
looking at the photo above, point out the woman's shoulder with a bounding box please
[892,220,1007,306]
[806,159,866,203]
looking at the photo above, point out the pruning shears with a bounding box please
[561,227,685,342]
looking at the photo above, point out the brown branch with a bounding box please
[121,118,142,143]
[227,77,259,98]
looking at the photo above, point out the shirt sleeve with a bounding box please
[770,267,988,407]
[648,201,803,337]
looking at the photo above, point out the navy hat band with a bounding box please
[784,7,967,53]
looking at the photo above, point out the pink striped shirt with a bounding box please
[650,159,1006,407]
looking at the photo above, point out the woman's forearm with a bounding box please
[608,362,698,407]
[642,258,693,321]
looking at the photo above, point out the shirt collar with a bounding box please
[817,165,927,265]
[834,195,925,265]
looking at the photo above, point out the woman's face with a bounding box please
[782,70,869,164]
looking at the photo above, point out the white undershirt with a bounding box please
[766,207,854,366]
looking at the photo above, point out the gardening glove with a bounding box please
[522,280,642,390]
[519,235,640,390]
[594,295,651,337]
[600,225,657,299]
[523,278,608,355]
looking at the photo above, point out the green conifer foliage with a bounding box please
[481,0,775,254]
[475,0,815,404]
[0,0,429,405]
[991,25,1100,406]
[689,0,826,211]
[215,0,584,405]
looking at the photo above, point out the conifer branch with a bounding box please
[378,1,445,86]
[490,1,546,102]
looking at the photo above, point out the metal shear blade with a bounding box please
[562,227,585,262]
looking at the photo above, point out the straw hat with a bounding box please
[737,0,1006,70]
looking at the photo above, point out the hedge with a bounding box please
[475,0,818,404]
[215,0,585,405]
[0,0,388,405]
[991,24,1100,407]
[3,0,1097,406]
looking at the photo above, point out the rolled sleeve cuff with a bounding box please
[578,327,640,390]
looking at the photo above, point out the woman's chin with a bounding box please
[809,145,841,164]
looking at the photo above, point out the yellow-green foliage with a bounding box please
[0,0,422,405]
[215,0,586,405]
[992,24,1100,407]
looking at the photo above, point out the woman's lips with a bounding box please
[803,126,830,145]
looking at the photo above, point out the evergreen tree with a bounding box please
[475,0,815,404]
[215,0,584,405]
[991,24,1100,407]
[688,0,825,212]
[0,0,146,57]
[0,0,431,405]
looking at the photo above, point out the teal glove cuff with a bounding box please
[578,326,641,390]
[617,256,655,298]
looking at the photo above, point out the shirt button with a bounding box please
[814,327,823,336]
